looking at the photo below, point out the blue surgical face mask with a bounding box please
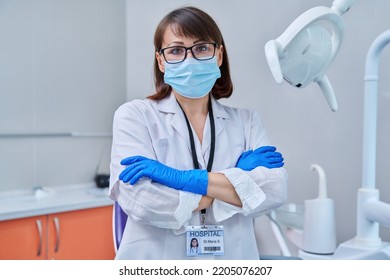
[163,57,221,99]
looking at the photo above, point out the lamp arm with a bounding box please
[331,0,356,15]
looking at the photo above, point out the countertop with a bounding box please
[0,182,114,221]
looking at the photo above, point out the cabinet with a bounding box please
[0,206,115,260]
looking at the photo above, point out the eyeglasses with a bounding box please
[159,42,217,64]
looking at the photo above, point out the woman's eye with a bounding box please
[195,45,208,52]
[168,47,184,55]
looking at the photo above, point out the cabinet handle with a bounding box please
[53,217,60,253]
[35,219,43,257]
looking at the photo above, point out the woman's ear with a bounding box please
[217,45,224,67]
[156,52,165,73]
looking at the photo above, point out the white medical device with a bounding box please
[264,0,390,260]
[299,29,390,259]
[264,0,355,111]
[303,164,336,255]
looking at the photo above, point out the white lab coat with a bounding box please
[109,92,288,259]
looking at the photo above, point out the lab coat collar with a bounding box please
[157,93,229,165]
[157,92,230,120]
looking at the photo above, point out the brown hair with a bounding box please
[148,6,233,100]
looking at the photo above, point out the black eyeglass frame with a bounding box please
[159,42,218,64]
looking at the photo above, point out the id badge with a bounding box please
[186,225,224,257]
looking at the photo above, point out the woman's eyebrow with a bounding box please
[167,41,185,46]
[193,39,206,44]
[166,39,206,47]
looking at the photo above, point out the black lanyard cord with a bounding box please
[176,96,216,219]
[208,99,216,173]
[176,97,216,173]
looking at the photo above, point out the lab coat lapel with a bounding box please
[157,94,229,166]
[157,93,193,153]
[170,109,193,152]
[202,97,228,154]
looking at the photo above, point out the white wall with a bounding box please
[126,0,390,252]
[0,0,127,191]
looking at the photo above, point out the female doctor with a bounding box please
[109,6,288,259]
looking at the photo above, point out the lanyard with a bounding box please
[176,97,216,172]
[177,97,216,224]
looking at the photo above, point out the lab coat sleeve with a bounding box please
[109,101,201,229]
[211,109,288,222]
[213,167,288,222]
[110,179,201,229]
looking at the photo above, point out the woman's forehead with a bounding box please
[162,26,200,46]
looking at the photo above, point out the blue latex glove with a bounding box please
[119,156,208,195]
[236,146,284,171]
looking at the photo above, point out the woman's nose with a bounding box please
[186,48,194,58]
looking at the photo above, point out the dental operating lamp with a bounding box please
[264,0,356,111]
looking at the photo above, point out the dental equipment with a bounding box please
[303,164,336,255]
[264,0,356,112]
[298,29,390,260]
[269,164,336,257]
[355,28,390,248]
